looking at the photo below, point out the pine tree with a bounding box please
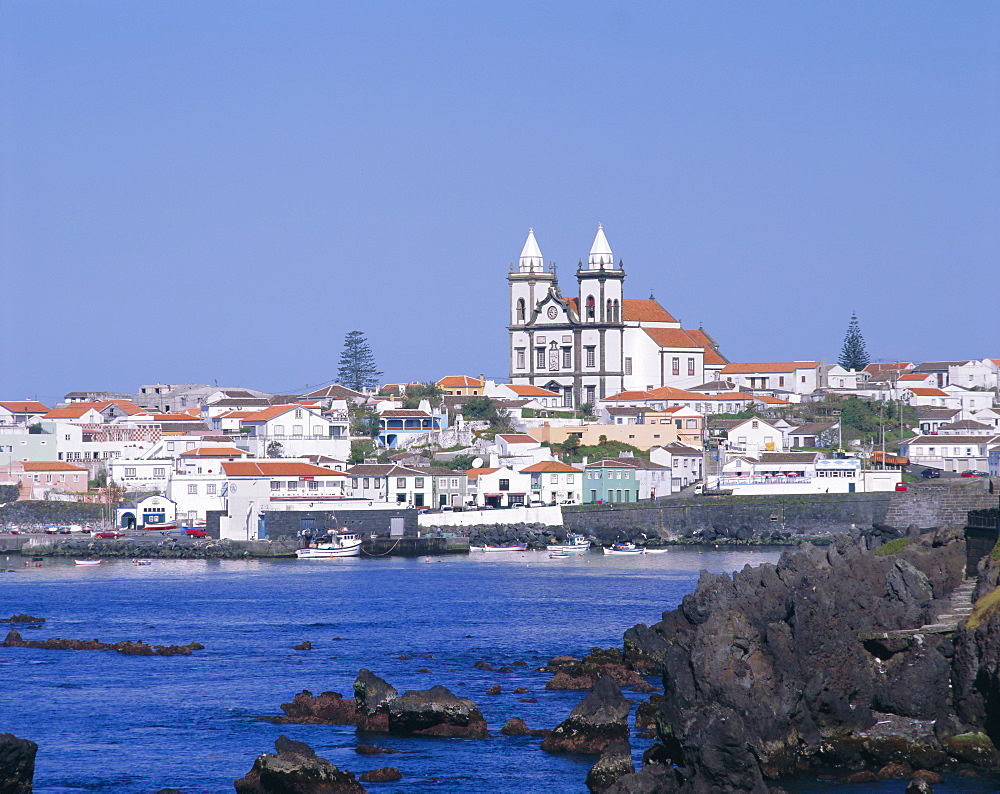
[838,313,870,371]
[337,330,383,392]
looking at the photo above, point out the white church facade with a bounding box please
[507,225,727,408]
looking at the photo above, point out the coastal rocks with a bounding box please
[545,648,643,690]
[293,641,312,650]
[386,685,488,738]
[354,745,398,756]
[486,685,501,695]
[2,629,203,656]
[0,615,44,624]
[0,733,37,794]
[541,675,631,755]
[353,669,399,716]
[234,735,365,793]
[272,690,362,725]
[462,523,555,550]
[620,530,987,790]
[358,767,401,783]
[586,740,635,793]
[500,717,549,738]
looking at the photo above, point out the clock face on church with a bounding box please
[547,306,558,319]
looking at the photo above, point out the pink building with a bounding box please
[7,461,89,500]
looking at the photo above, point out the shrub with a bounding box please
[874,537,910,556]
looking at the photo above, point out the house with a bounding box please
[528,413,703,451]
[610,454,672,500]
[787,422,839,449]
[719,362,821,396]
[0,401,50,426]
[916,408,960,435]
[902,387,952,408]
[582,459,640,504]
[413,466,477,508]
[937,420,995,437]
[437,376,486,396]
[914,360,995,390]
[466,466,532,508]
[899,435,1000,473]
[227,404,349,459]
[721,417,786,460]
[116,495,177,530]
[8,461,89,499]
[300,384,369,406]
[821,365,863,391]
[972,407,1000,429]
[649,442,703,489]
[519,460,583,504]
[109,459,173,493]
[377,409,444,449]
[490,383,563,409]
[345,463,433,507]
[42,405,106,424]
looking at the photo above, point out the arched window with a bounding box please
[586,295,595,321]
[606,299,613,322]
[613,299,620,322]
[516,298,526,323]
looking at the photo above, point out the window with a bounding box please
[206,484,217,495]
[625,357,632,375]
[686,419,697,429]
[451,478,459,488]
[566,474,574,484]
[439,477,448,488]
[537,348,546,369]
[672,357,680,376]
[166,442,175,452]
[586,347,596,368]
[374,478,381,487]
[294,408,302,419]
[752,420,759,428]
[688,358,695,376]
[778,376,785,387]
[415,477,424,488]
[308,480,319,490]
[550,474,559,484]
[586,295,595,320]
[273,425,285,436]
[153,467,165,478]
[397,477,406,488]
[351,477,359,488]
[363,478,370,489]
[516,349,525,369]
[563,388,573,408]
[516,298,526,323]
[499,479,510,491]
[188,484,197,494]
[124,467,136,477]
[292,425,303,437]
[562,348,571,368]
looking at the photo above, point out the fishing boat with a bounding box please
[295,529,362,559]
[469,542,528,552]
[548,548,570,559]
[132,559,153,566]
[602,542,646,556]
[546,532,591,554]
[74,559,102,566]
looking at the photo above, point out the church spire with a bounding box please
[519,227,544,273]
[588,223,613,269]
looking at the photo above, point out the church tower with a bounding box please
[507,228,554,328]
[576,224,625,402]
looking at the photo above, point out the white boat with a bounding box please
[546,533,591,553]
[549,549,570,559]
[133,559,153,566]
[469,543,528,552]
[74,559,102,566]
[295,530,363,559]
[602,542,646,556]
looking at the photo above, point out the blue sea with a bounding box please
[0,549,995,793]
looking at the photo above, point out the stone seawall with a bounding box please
[881,477,997,529]
[563,493,892,544]
[206,508,419,540]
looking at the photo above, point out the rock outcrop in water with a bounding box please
[2,629,204,657]
[612,529,1000,791]
[544,648,644,690]
[541,675,632,754]
[234,735,365,793]
[263,670,487,738]
[586,739,635,792]
[0,733,37,794]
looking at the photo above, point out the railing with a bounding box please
[718,476,812,486]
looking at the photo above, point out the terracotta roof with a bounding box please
[684,329,729,366]
[519,461,583,473]
[206,398,271,408]
[864,362,913,374]
[437,375,484,388]
[643,328,703,349]
[236,405,299,422]
[505,385,561,398]
[43,406,101,418]
[464,467,499,480]
[148,413,205,422]
[381,410,431,418]
[644,386,703,400]
[721,362,820,374]
[223,461,346,477]
[20,461,88,471]
[898,373,932,382]
[498,434,538,444]
[754,396,791,405]
[180,446,249,457]
[300,384,367,400]
[622,299,677,323]
[905,388,949,397]
[601,390,656,402]
[0,401,50,414]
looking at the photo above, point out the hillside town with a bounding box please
[3,227,998,537]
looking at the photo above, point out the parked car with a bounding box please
[93,531,124,539]
[961,470,978,478]
[894,482,909,491]
[920,468,941,479]
[184,528,207,538]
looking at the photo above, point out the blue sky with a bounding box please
[3,1,998,405]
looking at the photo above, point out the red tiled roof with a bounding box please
[643,328,703,349]
[180,446,248,457]
[20,461,88,471]
[520,461,582,473]
[437,375,484,388]
[223,461,345,477]
[906,388,949,397]
[0,401,50,414]
[381,410,431,418]
[237,405,298,422]
[721,362,820,374]
[622,299,677,323]
[464,467,499,480]
[498,434,538,444]
[898,373,931,381]
[505,385,561,397]
[864,362,913,374]
[684,329,728,366]
[43,406,101,418]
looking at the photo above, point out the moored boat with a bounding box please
[469,543,528,552]
[75,559,102,566]
[546,532,591,553]
[602,542,646,556]
[295,529,362,559]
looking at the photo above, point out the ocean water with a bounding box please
[0,548,994,793]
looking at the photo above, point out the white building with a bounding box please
[899,435,999,473]
[519,460,583,504]
[507,225,727,407]
[650,442,703,489]
[719,362,821,396]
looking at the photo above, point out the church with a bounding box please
[507,225,728,408]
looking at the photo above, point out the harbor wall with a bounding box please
[418,505,562,528]
[206,508,419,540]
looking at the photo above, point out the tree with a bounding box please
[402,383,445,410]
[838,313,870,371]
[337,330,383,392]
[266,441,284,457]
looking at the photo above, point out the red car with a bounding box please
[961,470,978,478]
[94,531,124,539]
[184,528,207,538]
[894,482,909,491]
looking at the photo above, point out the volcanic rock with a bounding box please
[273,690,361,725]
[2,629,202,656]
[359,767,401,783]
[486,685,501,695]
[386,685,488,738]
[294,641,312,650]
[545,648,643,690]
[233,735,365,793]
[586,739,635,793]
[354,745,398,756]
[0,733,36,794]
[905,778,934,794]
[353,669,398,716]
[1,615,44,624]
[541,675,631,754]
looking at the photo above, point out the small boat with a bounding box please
[643,548,671,554]
[296,529,363,559]
[75,559,102,566]
[602,542,646,556]
[469,543,528,552]
[546,532,591,553]
[549,549,570,559]
[133,559,153,566]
